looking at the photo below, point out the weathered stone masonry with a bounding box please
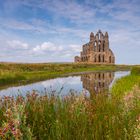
[74,30,115,64]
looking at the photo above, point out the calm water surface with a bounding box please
[0,71,130,97]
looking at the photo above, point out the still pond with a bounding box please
[0,71,130,97]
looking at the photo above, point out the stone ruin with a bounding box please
[74,30,115,64]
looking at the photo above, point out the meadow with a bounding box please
[0,66,140,139]
[0,63,132,89]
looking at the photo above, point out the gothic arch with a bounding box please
[86,56,88,61]
[94,41,97,51]
[103,41,105,51]
[109,56,111,63]
[102,55,104,62]
[102,73,105,80]
[98,41,101,52]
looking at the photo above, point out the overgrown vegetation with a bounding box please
[0,63,132,89]
[112,66,140,98]
[131,66,140,76]
[0,86,140,139]
[0,64,140,139]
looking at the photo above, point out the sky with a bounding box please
[0,0,140,64]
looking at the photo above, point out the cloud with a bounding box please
[32,41,81,61]
[0,18,34,31]
[20,0,96,24]
[7,40,29,49]
[33,42,63,52]
[22,0,140,27]
[69,45,81,53]
[0,0,140,64]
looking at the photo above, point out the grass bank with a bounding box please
[0,67,140,139]
[0,63,132,89]
[111,66,140,98]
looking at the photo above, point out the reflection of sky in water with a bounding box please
[0,71,130,97]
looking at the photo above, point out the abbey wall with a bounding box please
[74,30,115,64]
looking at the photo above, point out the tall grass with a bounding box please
[111,67,140,98]
[131,66,140,75]
[0,88,140,140]
[0,67,140,139]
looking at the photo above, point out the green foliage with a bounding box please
[111,75,140,98]
[111,68,140,99]
[0,87,140,139]
[131,66,140,75]
[0,63,140,139]
[0,63,132,89]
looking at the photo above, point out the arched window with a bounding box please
[109,73,112,78]
[103,73,104,79]
[94,41,97,51]
[109,56,111,63]
[99,32,101,40]
[98,73,101,79]
[103,41,105,51]
[102,55,104,62]
[98,41,101,52]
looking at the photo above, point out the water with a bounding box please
[0,71,130,97]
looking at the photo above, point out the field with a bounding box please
[0,63,132,89]
[0,64,140,139]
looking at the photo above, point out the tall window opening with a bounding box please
[94,41,97,51]
[102,55,104,62]
[103,41,105,51]
[109,56,111,63]
[98,41,101,52]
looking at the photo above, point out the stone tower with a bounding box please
[74,30,115,64]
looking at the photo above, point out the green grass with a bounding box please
[111,66,140,98]
[0,66,140,139]
[131,66,140,75]
[0,87,140,139]
[0,63,132,89]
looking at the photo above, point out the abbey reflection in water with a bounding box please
[81,72,114,95]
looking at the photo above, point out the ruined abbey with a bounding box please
[74,30,115,64]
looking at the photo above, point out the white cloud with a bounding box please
[69,44,81,53]
[0,0,140,64]
[33,42,63,52]
[31,41,82,62]
[22,0,96,24]
[7,40,29,49]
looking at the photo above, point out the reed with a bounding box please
[0,87,140,139]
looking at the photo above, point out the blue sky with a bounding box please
[0,0,140,64]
